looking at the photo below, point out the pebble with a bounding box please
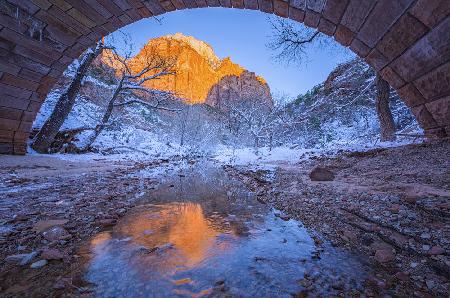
[30,259,48,269]
[428,246,445,255]
[425,279,435,290]
[41,248,64,260]
[5,251,38,265]
[395,271,409,281]
[374,249,395,263]
[42,226,71,241]
[420,233,431,240]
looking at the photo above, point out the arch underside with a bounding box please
[0,0,448,154]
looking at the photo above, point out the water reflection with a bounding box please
[83,163,369,297]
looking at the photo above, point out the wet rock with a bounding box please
[428,246,445,255]
[41,248,64,260]
[420,232,431,240]
[42,226,71,241]
[425,279,435,290]
[5,251,38,265]
[33,219,68,233]
[53,277,71,290]
[395,271,409,281]
[30,259,47,269]
[389,204,400,213]
[309,166,335,181]
[375,249,395,263]
[96,219,116,227]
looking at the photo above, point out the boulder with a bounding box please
[33,219,68,233]
[309,166,335,181]
[42,226,71,241]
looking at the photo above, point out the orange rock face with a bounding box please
[101,33,269,104]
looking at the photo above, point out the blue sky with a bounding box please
[108,8,354,99]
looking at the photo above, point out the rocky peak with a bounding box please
[164,33,221,69]
[99,33,271,104]
[205,70,273,111]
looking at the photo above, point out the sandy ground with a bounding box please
[226,139,449,297]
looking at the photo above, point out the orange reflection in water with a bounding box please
[115,202,235,268]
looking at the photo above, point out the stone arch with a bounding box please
[0,0,448,154]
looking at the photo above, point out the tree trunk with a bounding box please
[375,73,396,142]
[82,78,124,150]
[32,42,104,153]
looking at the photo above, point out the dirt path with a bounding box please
[226,140,449,297]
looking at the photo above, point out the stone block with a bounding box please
[144,0,166,15]
[18,121,33,132]
[273,0,289,17]
[0,73,39,91]
[171,0,187,9]
[426,96,450,126]
[390,17,450,82]
[341,0,377,32]
[13,131,30,143]
[306,0,326,13]
[380,66,405,89]
[304,9,321,28]
[411,105,437,129]
[397,83,427,108]
[376,13,428,61]
[322,0,348,24]
[414,61,450,101]
[0,106,23,121]
[19,68,45,83]
[183,0,199,8]
[47,5,91,35]
[318,17,336,36]
[0,83,33,99]
[334,25,354,46]
[0,142,14,154]
[160,0,176,12]
[0,129,14,142]
[21,111,37,122]
[410,0,450,28]
[13,142,27,155]
[365,49,389,71]
[0,95,30,110]
[350,38,371,57]
[0,117,20,131]
[290,0,306,10]
[289,7,305,23]
[258,0,273,13]
[357,0,414,48]
[425,127,447,138]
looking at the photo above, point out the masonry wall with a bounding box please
[0,0,448,154]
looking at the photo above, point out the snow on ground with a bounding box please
[213,136,425,168]
[31,72,424,164]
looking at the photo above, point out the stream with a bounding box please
[81,162,370,297]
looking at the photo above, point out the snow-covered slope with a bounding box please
[279,57,421,149]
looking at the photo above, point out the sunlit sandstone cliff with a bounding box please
[101,33,270,104]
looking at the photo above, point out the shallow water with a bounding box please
[83,163,369,297]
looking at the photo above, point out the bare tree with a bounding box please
[267,17,336,65]
[80,43,180,151]
[267,16,397,141]
[375,74,396,141]
[32,40,107,153]
[226,98,280,153]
